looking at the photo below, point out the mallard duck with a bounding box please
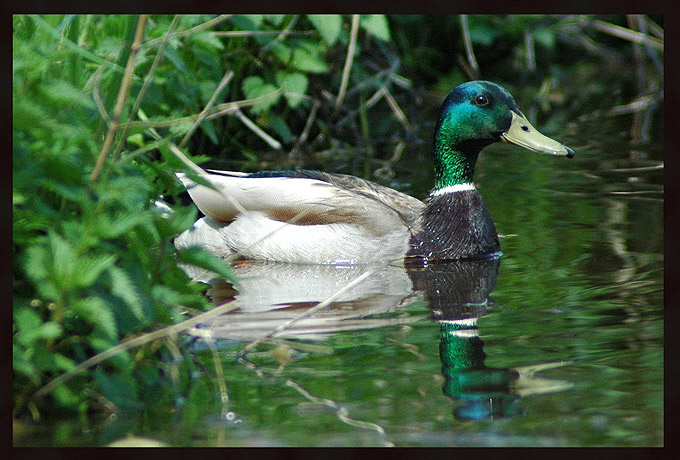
[175,80,574,265]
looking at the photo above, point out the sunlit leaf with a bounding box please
[15,308,62,346]
[109,266,144,320]
[126,133,145,147]
[13,345,39,384]
[23,244,50,286]
[307,15,342,46]
[48,232,77,292]
[360,15,391,42]
[150,284,183,306]
[52,381,83,407]
[291,47,329,73]
[189,30,224,51]
[177,246,235,282]
[275,71,308,108]
[266,15,286,27]
[53,353,76,372]
[96,211,150,239]
[270,41,293,65]
[74,253,117,288]
[72,297,117,340]
[14,307,43,335]
[41,80,95,110]
[242,76,280,113]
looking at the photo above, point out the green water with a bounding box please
[14,94,663,448]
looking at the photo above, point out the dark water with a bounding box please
[15,91,663,447]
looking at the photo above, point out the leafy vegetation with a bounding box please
[13,13,662,428]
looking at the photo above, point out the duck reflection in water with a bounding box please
[184,256,572,421]
[411,258,573,420]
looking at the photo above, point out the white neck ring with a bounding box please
[430,183,476,196]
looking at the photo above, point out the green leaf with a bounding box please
[270,41,293,65]
[15,307,63,346]
[242,75,265,94]
[163,45,189,75]
[95,370,140,410]
[266,15,286,27]
[266,114,293,144]
[12,98,60,136]
[157,202,197,237]
[41,80,95,111]
[199,119,219,145]
[242,76,280,114]
[109,266,144,320]
[23,244,50,286]
[52,381,83,407]
[168,119,193,138]
[126,133,145,147]
[468,17,502,46]
[37,178,88,205]
[360,15,391,42]
[150,285,183,306]
[275,71,308,109]
[89,335,115,354]
[179,15,214,29]
[13,189,26,206]
[13,345,39,384]
[182,379,213,426]
[72,297,118,340]
[94,211,150,239]
[177,246,235,282]
[291,47,329,74]
[26,14,128,76]
[231,15,264,30]
[73,253,117,289]
[307,15,342,46]
[14,307,43,337]
[14,308,63,347]
[189,30,224,51]
[533,26,556,49]
[53,353,76,372]
[48,232,77,292]
[36,322,63,341]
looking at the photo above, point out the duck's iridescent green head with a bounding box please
[433,81,574,189]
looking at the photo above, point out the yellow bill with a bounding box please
[501,111,575,158]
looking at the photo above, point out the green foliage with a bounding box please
[12,14,234,417]
[360,15,391,42]
[290,44,331,74]
[307,15,342,46]
[14,12,406,419]
[276,71,309,109]
[242,76,280,113]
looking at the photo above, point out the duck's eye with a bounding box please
[473,94,490,107]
